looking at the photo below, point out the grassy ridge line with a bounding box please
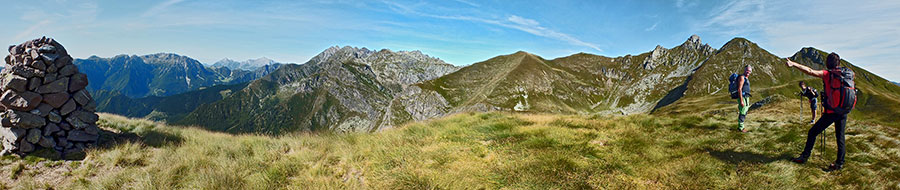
[2,107,899,189]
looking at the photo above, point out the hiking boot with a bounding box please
[825,163,843,172]
[791,157,807,164]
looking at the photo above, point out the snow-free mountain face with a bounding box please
[212,57,279,71]
[75,53,282,98]
[177,36,900,134]
[178,46,459,134]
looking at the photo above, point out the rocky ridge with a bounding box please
[178,46,458,133]
[0,37,99,159]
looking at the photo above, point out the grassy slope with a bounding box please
[2,99,898,189]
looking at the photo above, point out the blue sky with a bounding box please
[2,0,899,81]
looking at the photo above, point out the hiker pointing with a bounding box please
[785,53,857,171]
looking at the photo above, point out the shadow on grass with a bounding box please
[707,149,792,165]
[21,128,182,161]
[96,128,183,149]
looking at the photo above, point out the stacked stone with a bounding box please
[0,37,98,158]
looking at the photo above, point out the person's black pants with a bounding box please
[800,113,847,166]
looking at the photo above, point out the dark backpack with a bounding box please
[823,67,857,114]
[729,73,750,99]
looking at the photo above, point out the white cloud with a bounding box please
[645,22,659,31]
[452,0,480,7]
[142,0,186,17]
[13,20,52,41]
[383,1,603,52]
[508,15,539,26]
[699,0,900,81]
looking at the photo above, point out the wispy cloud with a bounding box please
[13,20,52,41]
[142,0,186,17]
[645,22,659,31]
[700,0,770,36]
[452,0,480,7]
[382,1,603,52]
[698,0,900,81]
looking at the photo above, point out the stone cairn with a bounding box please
[0,37,98,158]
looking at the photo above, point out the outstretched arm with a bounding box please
[785,58,825,78]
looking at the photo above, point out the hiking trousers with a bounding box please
[800,112,848,166]
[737,97,750,130]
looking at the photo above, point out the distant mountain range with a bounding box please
[63,36,900,134]
[174,36,900,134]
[212,57,279,71]
[177,46,459,133]
[72,53,284,121]
[75,53,283,98]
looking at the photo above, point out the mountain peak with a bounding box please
[680,34,709,50]
[687,34,701,44]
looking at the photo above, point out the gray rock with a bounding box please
[30,103,53,117]
[2,74,28,92]
[58,122,71,131]
[10,64,45,78]
[36,77,68,94]
[58,64,77,76]
[27,77,41,91]
[38,45,55,53]
[54,56,72,68]
[43,73,56,85]
[83,100,96,112]
[66,130,97,142]
[0,114,10,127]
[0,90,43,111]
[28,60,46,71]
[38,136,55,148]
[48,111,62,123]
[40,54,58,64]
[73,90,92,105]
[43,123,60,136]
[56,137,67,147]
[42,92,68,108]
[66,116,88,129]
[84,125,99,135]
[0,128,26,142]
[30,49,40,59]
[9,45,19,55]
[19,141,34,153]
[71,110,98,124]
[7,110,46,129]
[60,99,76,115]
[54,130,66,137]
[68,73,88,92]
[26,128,41,143]
[46,63,57,73]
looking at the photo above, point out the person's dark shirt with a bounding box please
[801,87,818,100]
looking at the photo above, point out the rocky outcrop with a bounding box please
[0,37,98,159]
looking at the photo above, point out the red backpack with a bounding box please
[823,67,857,114]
